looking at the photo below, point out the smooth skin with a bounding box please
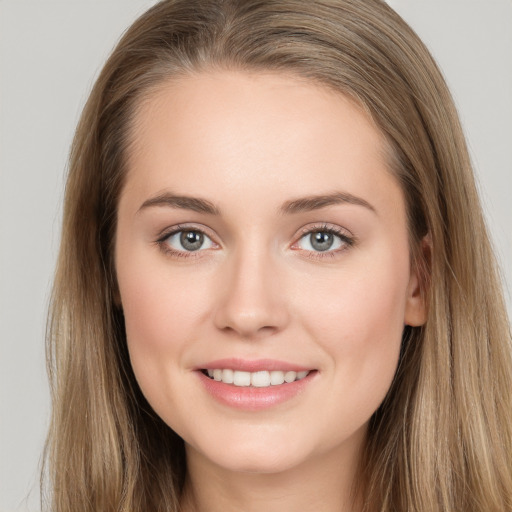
[115,71,427,512]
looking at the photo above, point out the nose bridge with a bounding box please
[214,239,288,337]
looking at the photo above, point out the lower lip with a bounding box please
[197,370,317,411]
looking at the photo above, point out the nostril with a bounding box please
[219,323,280,340]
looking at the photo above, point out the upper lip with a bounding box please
[197,358,313,373]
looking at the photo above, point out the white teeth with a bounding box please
[233,370,251,387]
[270,370,285,385]
[251,371,271,387]
[205,368,311,387]
[222,368,234,384]
[284,371,297,383]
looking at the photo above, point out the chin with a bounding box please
[209,451,307,475]
[187,429,312,475]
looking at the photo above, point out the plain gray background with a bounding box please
[1,1,511,510]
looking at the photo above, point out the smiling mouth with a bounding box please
[201,369,312,388]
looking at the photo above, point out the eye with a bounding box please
[295,228,353,253]
[163,229,215,252]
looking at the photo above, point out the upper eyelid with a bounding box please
[157,223,217,242]
[294,223,354,239]
[291,223,356,252]
[156,225,218,257]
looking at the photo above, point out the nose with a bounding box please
[213,246,290,339]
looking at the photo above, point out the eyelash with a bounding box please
[293,224,355,260]
[155,224,216,259]
[155,223,355,260]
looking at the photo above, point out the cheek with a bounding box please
[120,267,212,355]
[295,250,409,421]
[300,254,409,347]
[116,246,212,402]
[122,275,202,344]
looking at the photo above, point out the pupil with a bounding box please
[310,232,333,251]
[180,231,203,251]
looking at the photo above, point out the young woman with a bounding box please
[44,1,512,510]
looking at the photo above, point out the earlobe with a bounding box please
[404,234,431,327]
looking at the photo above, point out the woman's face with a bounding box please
[115,71,426,475]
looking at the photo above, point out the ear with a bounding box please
[404,234,431,327]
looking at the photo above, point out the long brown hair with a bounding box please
[44,1,512,510]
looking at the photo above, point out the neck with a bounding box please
[180,430,366,512]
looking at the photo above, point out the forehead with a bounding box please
[122,70,402,218]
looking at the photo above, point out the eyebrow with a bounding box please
[138,193,220,215]
[280,191,376,215]
[137,190,376,216]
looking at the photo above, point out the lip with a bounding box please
[197,358,312,373]
[195,359,317,411]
